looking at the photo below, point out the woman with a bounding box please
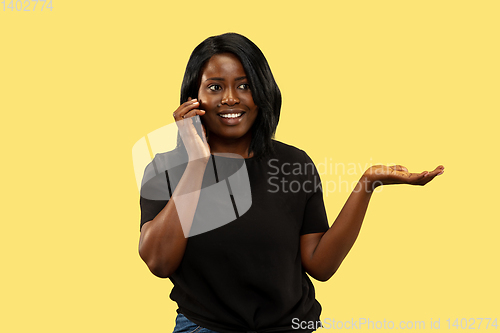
[138,33,444,333]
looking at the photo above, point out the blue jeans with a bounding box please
[173,313,221,333]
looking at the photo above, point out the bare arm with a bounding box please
[301,164,445,281]
[139,160,208,278]
[138,98,208,278]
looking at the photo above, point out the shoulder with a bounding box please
[268,140,319,174]
[268,140,319,167]
[270,140,308,160]
[148,148,188,171]
[142,148,187,185]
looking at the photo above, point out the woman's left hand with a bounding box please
[363,164,445,190]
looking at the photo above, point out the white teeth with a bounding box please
[219,113,242,118]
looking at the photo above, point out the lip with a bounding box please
[217,109,246,115]
[217,109,246,125]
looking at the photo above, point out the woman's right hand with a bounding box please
[173,98,211,163]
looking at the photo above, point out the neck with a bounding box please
[208,133,253,159]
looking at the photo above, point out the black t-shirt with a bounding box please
[140,140,329,333]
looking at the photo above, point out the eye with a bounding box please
[208,84,221,91]
[238,83,250,90]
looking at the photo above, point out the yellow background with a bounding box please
[1,0,498,332]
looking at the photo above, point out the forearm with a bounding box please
[138,159,208,278]
[303,164,444,281]
[308,176,374,280]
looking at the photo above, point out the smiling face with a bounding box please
[198,53,259,151]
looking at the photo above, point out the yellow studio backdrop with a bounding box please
[1,0,498,332]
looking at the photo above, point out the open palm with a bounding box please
[364,164,445,188]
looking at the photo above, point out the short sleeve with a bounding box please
[139,153,171,231]
[139,149,192,231]
[300,151,329,235]
[139,196,168,231]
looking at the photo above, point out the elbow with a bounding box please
[144,258,174,279]
[308,267,338,282]
[312,272,334,282]
[303,263,334,282]
[148,265,172,279]
[139,250,174,279]
[313,275,330,282]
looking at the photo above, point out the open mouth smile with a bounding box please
[216,110,246,125]
[219,113,244,118]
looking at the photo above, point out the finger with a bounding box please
[404,165,444,185]
[404,172,427,184]
[182,109,206,119]
[174,99,199,120]
[418,166,444,180]
[179,98,198,109]
[430,166,443,176]
[434,165,445,176]
[411,171,440,185]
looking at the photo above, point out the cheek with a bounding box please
[197,93,207,109]
[198,91,214,108]
[197,89,204,101]
[243,95,257,108]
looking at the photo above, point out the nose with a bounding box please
[221,87,239,106]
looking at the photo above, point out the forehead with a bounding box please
[201,53,247,78]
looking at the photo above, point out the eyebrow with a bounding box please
[205,76,247,82]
